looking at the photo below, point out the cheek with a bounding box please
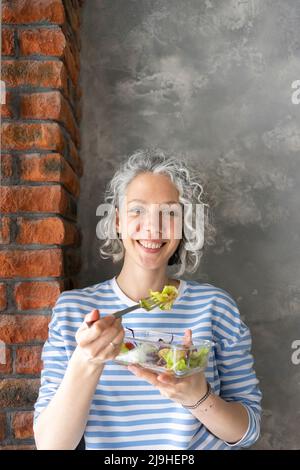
[128,219,143,239]
[120,218,140,241]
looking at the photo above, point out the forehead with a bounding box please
[126,172,179,202]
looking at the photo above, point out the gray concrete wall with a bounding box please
[78,0,300,449]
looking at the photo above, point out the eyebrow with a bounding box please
[128,199,179,204]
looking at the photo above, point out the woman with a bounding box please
[34,149,262,450]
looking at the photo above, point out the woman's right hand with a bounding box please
[75,309,125,365]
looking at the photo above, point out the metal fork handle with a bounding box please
[86,304,140,326]
[113,303,140,318]
[113,299,166,318]
[86,299,164,326]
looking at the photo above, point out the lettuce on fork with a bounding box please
[140,285,179,311]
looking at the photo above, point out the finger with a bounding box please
[85,308,100,326]
[111,325,125,345]
[84,310,116,330]
[183,328,193,347]
[95,319,124,345]
[157,372,178,385]
[77,316,114,346]
[127,365,160,386]
[91,325,125,357]
[88,327,125,361]
[76,315,116,346]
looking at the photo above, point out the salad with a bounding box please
[115,332,211,377]
[139,285,179,311]
[113,286,211,376]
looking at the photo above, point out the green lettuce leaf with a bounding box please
[189,347,210,368]
[174,358,188,371]
[146,285,179,310]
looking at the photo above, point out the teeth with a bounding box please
[139,241,163,249]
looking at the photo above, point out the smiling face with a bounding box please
[116,172,183,271]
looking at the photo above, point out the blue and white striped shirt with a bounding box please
[34,276,262,450]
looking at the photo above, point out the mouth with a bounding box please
[136,240,167,254]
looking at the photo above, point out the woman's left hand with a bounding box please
[127,329,208,407]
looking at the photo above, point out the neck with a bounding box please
[116,258,179,302]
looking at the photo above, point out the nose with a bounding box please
[142,207,163,238]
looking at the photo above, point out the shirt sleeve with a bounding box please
[33,293,70,425]
[213,289,262,448]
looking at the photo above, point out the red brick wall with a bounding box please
[0,0,84,449]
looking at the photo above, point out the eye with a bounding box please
[160,209,178,217]
[129,207,144,215]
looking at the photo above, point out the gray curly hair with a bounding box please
[97,148,216,277]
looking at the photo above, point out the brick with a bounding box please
[0,154,13,178]
[1,28,14,56]
[0,347,12,374]
[20,92,80,147]
[0,185,69,213]
[0,249,63,278]
[0,283,7,310]
[1,122,65,152]
[2,0,65,25]
[0,378,40,408]
[19,27,66,56]
[0,0,84,444]
[2,60,67,91]
[16,217,79,245]
[12,411,34,439]
[0,217,11,244]
[1,91,14,118]
[0,315,50,344]
[14,281,63,310]
[15,346,43,375]
[0,413,6,441]
[19,154,80,197]
[19,28,79,86]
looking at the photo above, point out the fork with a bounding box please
[86,296,165,327]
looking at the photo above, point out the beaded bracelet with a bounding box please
[182,382,212,409]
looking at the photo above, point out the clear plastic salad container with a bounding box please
[114,329,212,377]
